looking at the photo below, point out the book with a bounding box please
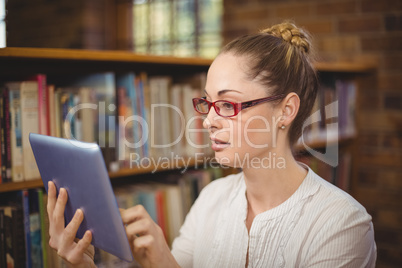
[20,81,40,180]
[3,206,15,268]
[47,85,56,137]
[3,88,12,183]
[170,84,186,157]
[29,190,43,268]
[7,83,25,182]
[1,88,5,183]
[38,189,47,268]
[0,208,6,268]
[30,74,48,136]
[20,190,32,268]
[11,205,26,268]
[78,87,97,143]
[116,72,139,165]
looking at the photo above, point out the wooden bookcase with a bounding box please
[0,47,375,194]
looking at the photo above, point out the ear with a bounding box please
[277,92,300,129]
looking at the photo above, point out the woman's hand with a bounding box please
[47,181,95,268]
[120,205,180,268]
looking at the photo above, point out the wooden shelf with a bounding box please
[0,47,213,67]
[0,157,206,193]
[0,179,44,193]
[0,47,376,73]
[314,61,376,73]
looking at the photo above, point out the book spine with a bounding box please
[1,91,5,183]
[140,72,151,158]
[4,88,12,182]
[54,89,61,138]
[9,87,25,182]
[155,190,167,241]
[0,208,6,268]
[29,190,43,268]
[11,205,26,268]
[48,85,56,137]
[38,189,48,268]
[20,81,40,180]
[3,206,15,268]
[22,190,32,268]
[37,74,48,135]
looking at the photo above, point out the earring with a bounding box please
[281,125,285,129]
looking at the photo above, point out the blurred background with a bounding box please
[1,0,401,267]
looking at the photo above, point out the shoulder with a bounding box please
[303,169,374,242]
[310,170,369,218]
[300,169,377,266]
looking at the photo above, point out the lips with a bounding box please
[210,137,230,151]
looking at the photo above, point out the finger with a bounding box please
[133,235,154,252]
[121,205,149,224]
[53,188,68,227]
[47,181,57,219]
[75,230,92,256]
[119,208,125,216]
[125,218,152,240]
[63,209,84,242]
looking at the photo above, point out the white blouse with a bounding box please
[171,164,377,267]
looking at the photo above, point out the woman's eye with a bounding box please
[222,102,234,110]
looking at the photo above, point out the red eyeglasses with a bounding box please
[192,94,285,117]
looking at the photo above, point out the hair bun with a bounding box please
[261,22,311,54]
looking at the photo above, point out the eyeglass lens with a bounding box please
[194,99,235,117]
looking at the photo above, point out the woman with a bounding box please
[47,22,376,267]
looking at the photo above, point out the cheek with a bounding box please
[238,116,273,148]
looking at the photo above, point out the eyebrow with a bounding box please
[204,89,243,97]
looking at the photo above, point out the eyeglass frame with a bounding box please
[192,94,286,118]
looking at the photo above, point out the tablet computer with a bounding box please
[29,133,134,262]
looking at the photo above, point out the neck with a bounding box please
[242,146,307,215]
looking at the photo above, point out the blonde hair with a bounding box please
[221,21,318,146]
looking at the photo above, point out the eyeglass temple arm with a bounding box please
[240,94,285,109]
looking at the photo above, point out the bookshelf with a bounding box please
[0,47,375,194]
[0,47,376,267]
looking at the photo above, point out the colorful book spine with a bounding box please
[34,74,48,136]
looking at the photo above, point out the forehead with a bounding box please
[206,53,267,98]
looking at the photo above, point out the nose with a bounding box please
[203,104,220,131]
